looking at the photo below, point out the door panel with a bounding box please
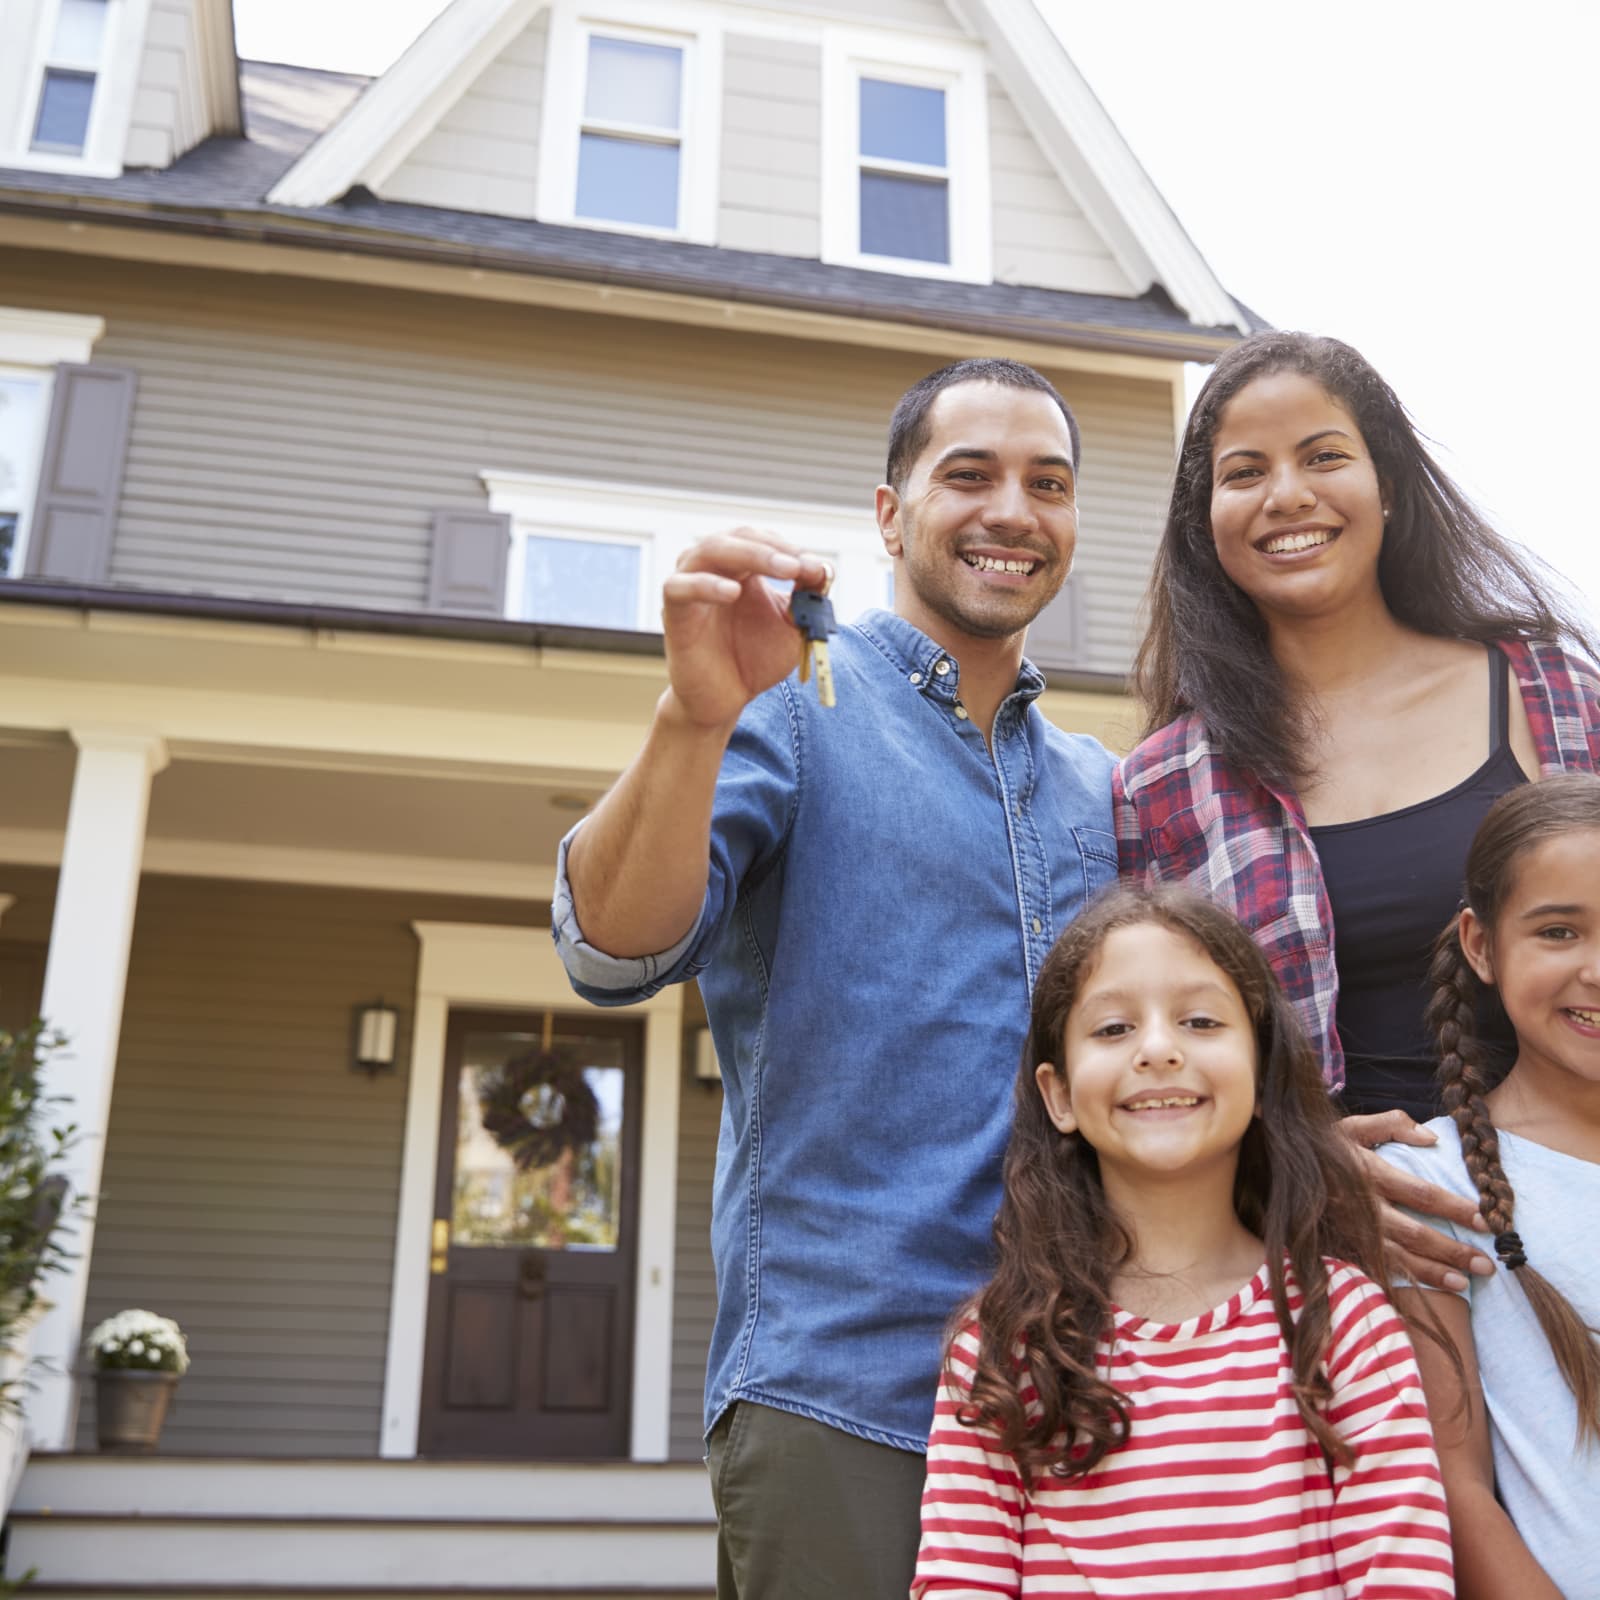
[419,1010,643,1459]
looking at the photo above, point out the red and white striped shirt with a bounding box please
[913,1261,1453,1598]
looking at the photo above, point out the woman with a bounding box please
[1115,331,1599,1281]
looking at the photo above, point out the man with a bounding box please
[553,359,1117,1598]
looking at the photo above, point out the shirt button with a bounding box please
[909,671,922,685]
[954,705,969,721]
[934,659,951,676]
[1031,917,1042,934]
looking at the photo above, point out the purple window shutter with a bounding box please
[426,510,513,615]
[23,364,138,584]
[1026,575,1086,671]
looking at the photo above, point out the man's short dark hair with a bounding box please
[885,358,1080,491]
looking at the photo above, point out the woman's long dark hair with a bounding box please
[1425,774,1600,1439]
[1135,331,1591,787]
[961,885,1388,1483]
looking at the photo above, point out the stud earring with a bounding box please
[1382,506,1391,520]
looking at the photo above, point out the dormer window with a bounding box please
[30,0,109,155]
[821,30,991,284]
[538,6,722,245]
[576,36,684,231]
[858,78,950,265]
[5,0,144,177]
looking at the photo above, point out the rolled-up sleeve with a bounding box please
[550,682,801,1006]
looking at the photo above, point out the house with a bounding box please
[0,0,1253,1591]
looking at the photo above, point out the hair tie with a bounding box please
[1494,1231,1527,1270]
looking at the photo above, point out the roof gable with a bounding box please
[266,0,1242,331]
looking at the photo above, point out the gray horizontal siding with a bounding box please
[7,250,1174,675]
[71,874,543,1457]
[126,0,209,171]
[670,1072,720,1460]
[718,35,822,260]
[988,77,1134,297]
[380,10,548,218]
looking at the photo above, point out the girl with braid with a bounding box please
[1379,775,1600,1597]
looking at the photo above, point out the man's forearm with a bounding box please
[566,690,737,959]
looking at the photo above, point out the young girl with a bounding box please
[913,886,1453,1598]
[1379,775,1600,1598]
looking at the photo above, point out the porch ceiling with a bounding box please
[1,738,592,883]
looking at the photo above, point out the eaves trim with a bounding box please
[0,190,1247,362]
[0,580,1130,695]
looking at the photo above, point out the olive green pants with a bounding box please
[705,1401,927,1600]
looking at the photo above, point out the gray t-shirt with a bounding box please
[1380,1117,1600,1597]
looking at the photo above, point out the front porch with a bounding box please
[9,1455,716,1596]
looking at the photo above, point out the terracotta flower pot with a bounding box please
[95,1369,179,1453]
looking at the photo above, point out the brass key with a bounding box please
[790,588,838,709]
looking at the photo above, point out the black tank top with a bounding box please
[1309,647,1525,1122]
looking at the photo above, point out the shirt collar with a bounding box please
[854,608,1047,707]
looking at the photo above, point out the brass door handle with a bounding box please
[430,1218,449,1274]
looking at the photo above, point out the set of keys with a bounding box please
[790,583,838,709]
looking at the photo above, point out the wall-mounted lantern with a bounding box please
[352,1000,399,1076]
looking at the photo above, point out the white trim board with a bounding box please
[0,826,557,902]
[381,922,684,1462]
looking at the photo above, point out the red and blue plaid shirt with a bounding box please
[1114,640,1600,1090]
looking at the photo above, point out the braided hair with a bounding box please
[1426,774,1600,1439]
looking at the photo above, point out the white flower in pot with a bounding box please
[85,1310,189,1453]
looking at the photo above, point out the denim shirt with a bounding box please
[552,610,1117,1450]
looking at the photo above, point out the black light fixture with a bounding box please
[352,1000,400,1075]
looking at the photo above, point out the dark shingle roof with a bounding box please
[0,60,1262,354]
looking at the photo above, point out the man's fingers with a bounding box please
[662,572,743,607]
[675,528,831,591]
[1382,1201,1495,1290]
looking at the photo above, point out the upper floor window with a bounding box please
[0,306,106,579]
[858,78,950,265]
[576,35,684,231]
[0,372,51,577]
[482,473,885,633]
[30,0,110,156]
[538,6,722,245]
[821,30,991,284]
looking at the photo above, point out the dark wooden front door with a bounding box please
[418,1009,643,1459]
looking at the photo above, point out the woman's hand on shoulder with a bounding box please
[1339,1111,1496,1291]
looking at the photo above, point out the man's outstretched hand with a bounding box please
[661,528,833,735]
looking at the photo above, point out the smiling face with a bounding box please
[1461,829,1600,1093]
[1036,921,1259,1189]
[1207,369,1388,630]
[876,380,1077,646]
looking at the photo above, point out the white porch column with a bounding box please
[27,729,168,1452]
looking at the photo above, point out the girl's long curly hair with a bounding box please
[1134,331,1592,787]
[961,885,1388,1483]
[1425,774,1600,1439]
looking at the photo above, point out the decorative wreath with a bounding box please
[477,1048,600,1172]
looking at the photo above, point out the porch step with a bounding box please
[5,1457,717,1596]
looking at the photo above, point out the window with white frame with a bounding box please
[821,31,991,283]
[576,34,685,231]
[537,7,721,244]
[0,370,52,578]
[483,473,886,632]
[0,308,104,580]
[28,0,111,157]
[857,77,950,265]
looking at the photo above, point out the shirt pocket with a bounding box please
[1073,825,1119,905]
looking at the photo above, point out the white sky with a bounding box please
[232,0,1598,626]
